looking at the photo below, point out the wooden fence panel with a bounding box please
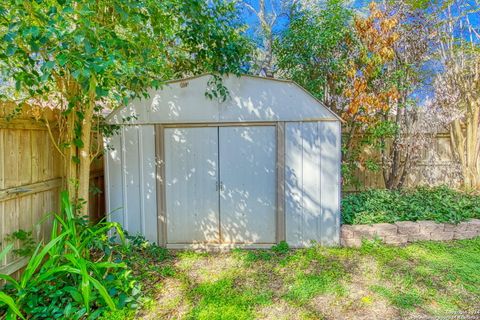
[0,104,105,276]
[345,133,462,192]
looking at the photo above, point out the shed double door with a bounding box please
[164,126,276,244]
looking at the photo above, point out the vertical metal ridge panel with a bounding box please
[301,122,321,244]
[120,127,127,229]
[118,125,158,242]
[164,127,220,243]
[105,132,124,227]
[140,125,158,243]
[319,121,341,246]
[276,122,286,243]
[285,122,304,246]
[138,127,145,235]
[286,121,337,247]
[219,126,276,244]
[123,126,142,234]
[155,125,167,246]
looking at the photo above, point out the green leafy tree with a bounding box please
[0,0,250,215]
[274,0,355,113]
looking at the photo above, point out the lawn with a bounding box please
[103,238,480,320]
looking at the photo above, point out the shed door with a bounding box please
[164,128,220,243]
[219,126,277,244]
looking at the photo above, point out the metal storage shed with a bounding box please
[104,74,342,249]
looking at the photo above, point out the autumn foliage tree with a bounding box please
[342,2,400,185]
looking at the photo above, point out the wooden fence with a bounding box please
[0,104,104,276]
[344,132,462,192]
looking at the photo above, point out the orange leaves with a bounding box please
[369,2,383,19]
[347,66,356,79]
[343,1,400,124]
[379,47,395,60]
[380,18,398,34]
[354,2,399,63]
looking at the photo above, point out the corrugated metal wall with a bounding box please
[284,121,341,247]
[105,125,157,242]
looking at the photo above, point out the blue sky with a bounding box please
[240,0,480,43]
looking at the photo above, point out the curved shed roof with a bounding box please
[106,74,341,125]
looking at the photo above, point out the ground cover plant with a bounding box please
[342,186,480,225]
[0,192,158,319]
[107,238,480,320]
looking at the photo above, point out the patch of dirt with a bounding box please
[255,299,325,320]
[309,257,400,320]
[138,277,190,320]
[178,254,242,284]
[235,261,286,294]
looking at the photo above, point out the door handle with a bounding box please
[216,181,225,192]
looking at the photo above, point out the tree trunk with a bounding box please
[450,100,480,190]
[77,77,96,217]
[385,104,403,189]
[65,107,78,203]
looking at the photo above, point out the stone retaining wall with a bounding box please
[340,219,480,247]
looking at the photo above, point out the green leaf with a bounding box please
[88,275,117,311]
[6,45,16,56]
[73,138,84,148]
[56,53,68,66]
[0,274,20,291]
[0,243,13,261]
[20,233,66,287]
[0,292,25,319]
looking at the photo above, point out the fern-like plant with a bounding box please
[0,191,135,319]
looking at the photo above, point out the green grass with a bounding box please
[188,278,272,320]
[119,238,480,319]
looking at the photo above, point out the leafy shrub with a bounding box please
[235,242,291,263]
[0,191,140,319]
[271,241,290,254]
[4,230,36,258]
[117,234,171,298]
[342,186,480,225]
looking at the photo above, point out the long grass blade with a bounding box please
[0,274,20,290]
[81,275,90,314]
[0,244,13,262]
[0,292,25,319]
[20,234,66,287]
[31,265,80,285]
[88,275,117,311]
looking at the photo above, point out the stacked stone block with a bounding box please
[340,219,480,247]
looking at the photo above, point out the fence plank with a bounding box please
[0,109,105,276]
[0,129,4,189]
[0,178,62,201]
[5,129,19,188]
